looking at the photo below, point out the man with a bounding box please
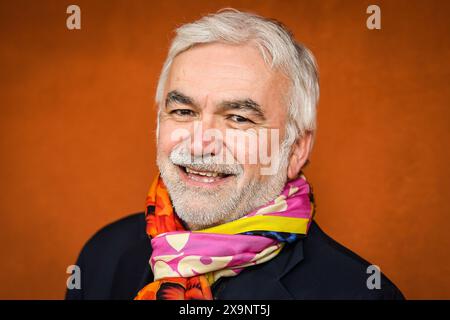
[66,9,404,300]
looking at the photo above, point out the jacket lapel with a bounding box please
[213,237,305,300]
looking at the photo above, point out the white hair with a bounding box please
[155,8,319,149]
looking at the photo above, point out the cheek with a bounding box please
[236,163,268,191]
[158,120,192,155]
[234,129,284,183]
[241,163,259,177]
[157,139,172,157]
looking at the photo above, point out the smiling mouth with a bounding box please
[176,165,234,184]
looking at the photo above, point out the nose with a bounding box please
[190,117,223,158]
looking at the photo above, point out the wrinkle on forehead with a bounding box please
[165,42,290,114]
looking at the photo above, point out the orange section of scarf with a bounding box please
[134,176,213,300]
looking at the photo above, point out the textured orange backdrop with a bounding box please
[0,0,449,299]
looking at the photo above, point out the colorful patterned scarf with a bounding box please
[134,173,315,300]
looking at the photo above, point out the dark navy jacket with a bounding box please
[65,212,404,300]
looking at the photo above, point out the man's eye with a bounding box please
[227,115,254,124]
[170,109,195,117]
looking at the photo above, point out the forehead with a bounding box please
[165,42,289,108]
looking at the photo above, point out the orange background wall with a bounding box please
[0,0,449,299]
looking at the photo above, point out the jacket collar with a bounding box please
[211,232,306,300]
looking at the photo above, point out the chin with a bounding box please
[174,205,228,230]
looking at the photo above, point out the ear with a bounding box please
[287,132,313,180]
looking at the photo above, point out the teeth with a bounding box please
[185,167,220,177]
[189,175,215,183]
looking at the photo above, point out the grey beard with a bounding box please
[156,145,290,230]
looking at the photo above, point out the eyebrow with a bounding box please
[165,90,196,108]
[218,99,265,120]
[165,89,266,120]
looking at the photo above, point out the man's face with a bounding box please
[157,42,292,230]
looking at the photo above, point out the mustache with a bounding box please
[169,146,243,175]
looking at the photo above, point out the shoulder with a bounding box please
[285,221,405,300]
[82,212,147,254]
[66,212,147,299]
